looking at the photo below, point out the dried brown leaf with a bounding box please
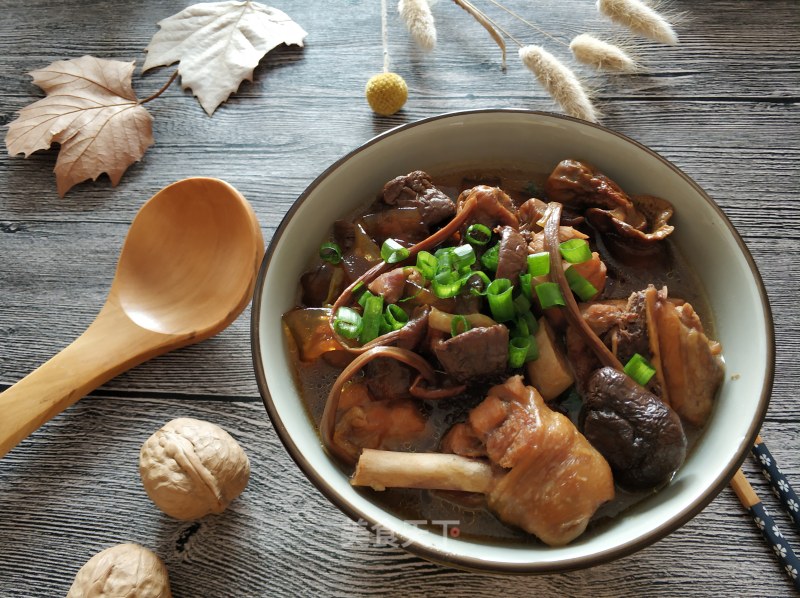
[143,1,308,115]
[5,56,154,197]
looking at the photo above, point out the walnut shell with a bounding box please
[67,543,171,598]
[139,417,250,520]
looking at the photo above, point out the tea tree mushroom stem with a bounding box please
[351,448,495,493]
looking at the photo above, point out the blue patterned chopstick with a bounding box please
[731,470,800,591]
[752,435,800,533]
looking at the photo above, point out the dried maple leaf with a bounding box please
[143,1,308,116]
[5,56,154,197]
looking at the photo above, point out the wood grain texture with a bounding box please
[1,0,799,596]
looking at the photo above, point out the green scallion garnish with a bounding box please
[332,306,362,339]
[383,303,409,332]
[381,238,410,264]
[513,294,531,315]
[521,310,539,336]
[486,278,515,322]
[564,267,599,302]
[431,269,463,299]
[559,238,592,264]
[526,335,540,362]
[416,251,438,280]
[465,270,492,296]
[535,282,566,309]
[511,315,530,339]
[527,252,550,277]
[359,293,384,343]
[519,273,533,302]
[508,336,532,368]
[451,315,471,337]
[437,245,476,272]
[465,223,492,246]
[358,289,376,308]
[481,242,500,272]
[450,244,477,270]
[319,242,342,265]
[624,353,656,386]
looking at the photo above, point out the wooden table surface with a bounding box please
[1,0,798,595]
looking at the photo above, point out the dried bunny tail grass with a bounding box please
[398,0,437,52]
[519,45,598,123]
[596,0,678,45]
[569,33,638,72]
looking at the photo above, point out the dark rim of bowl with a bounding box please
[250,108,775,574]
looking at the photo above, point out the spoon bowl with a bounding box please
[0,177,264,457]
[114,178,263,335]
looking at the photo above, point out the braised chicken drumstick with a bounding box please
[351,376,615,546]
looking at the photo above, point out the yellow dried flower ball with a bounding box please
[365,72,408,116]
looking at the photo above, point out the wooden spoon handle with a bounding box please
[0,302,170,458]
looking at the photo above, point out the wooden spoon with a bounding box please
[0,178,264,457]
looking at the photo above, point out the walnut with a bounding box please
[139,417,250,520]
[67,543,171,597]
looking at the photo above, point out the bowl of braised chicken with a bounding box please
[252,110,773,572]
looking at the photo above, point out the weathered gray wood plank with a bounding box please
[0,397,798,597]
[1,0,798,595]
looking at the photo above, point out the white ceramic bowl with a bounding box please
[252,110,773,572]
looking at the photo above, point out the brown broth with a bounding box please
[289,167,716,546]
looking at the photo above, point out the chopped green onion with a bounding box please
[559,238,592,264]
[358,289,376,308]
[451,244,476,270]
[465,270,492,296]
[525,335,540,362]
[319,242,342,265]
[451,315,471,337]
[486,278,515,322]
[624,353,656,386]
[431,269,463,299]
[437,245,476,272]
[434,246,453,270]
[383,303,409,331]
[521,310,539,335]
[509,317,538,351]
[527,252,550,277]
[359,294,384,343]
[565,266,599,301]
[511,315,530,339]
[508,336,532,368]
[416,251,438,280]
[465,223,492,246]
[381,238,410,264]
[513,294,531,315]
[481,242,500,272]
[519,273,533,302]
[535,282,566,309]
[332,307,362,339]
[351,281,366,305]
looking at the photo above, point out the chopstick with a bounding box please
[730,457,800,590]
[752,435,800,533]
